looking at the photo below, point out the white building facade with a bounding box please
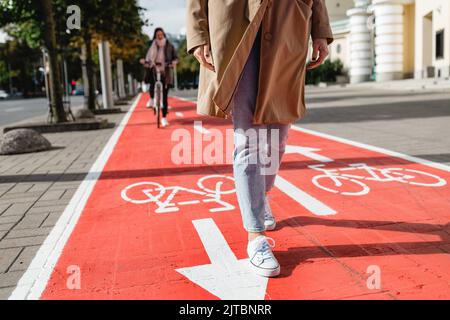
[326,0,450,82]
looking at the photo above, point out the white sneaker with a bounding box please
[161,117,169,127]
[146,98,154,108]
[247,236,280,278]
[264,197,277,231]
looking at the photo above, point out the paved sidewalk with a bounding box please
[0,101,133,299]
[300,86,450,166]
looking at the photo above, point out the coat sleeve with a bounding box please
[186,0,210,54]
[311,0,334,45]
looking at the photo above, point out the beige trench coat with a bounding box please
[186,0,333,125]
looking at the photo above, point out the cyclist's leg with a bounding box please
[163,82,169,118]
[149,82,155,98]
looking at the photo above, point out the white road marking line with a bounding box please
[291,126,450,172]
[178,200,201,205]
[172,96,198,102]
[8,94,142,300]
[4,107,24,112]
[176,219,269,300]
[275,175,337,216]
[286,145,334,163]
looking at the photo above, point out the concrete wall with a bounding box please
[326,0,355,20]
[403,3,416,78]
[415,0,450,78]
[329,33,351,69]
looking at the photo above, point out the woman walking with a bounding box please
[141,27,178,128]
[186,0,333,277]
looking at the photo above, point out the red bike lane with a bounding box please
[33,94,449,300]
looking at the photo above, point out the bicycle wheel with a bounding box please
[197,175,236,195]
[121,182,165,205]
[312,175,370,196]
[383,168,447,187]
[155,84,162,129]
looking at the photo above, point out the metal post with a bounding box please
[98,41,114,109]
[7,63,13,95]
[42,49,53,122]
[81,45,89,108]
[62,57,74,120]
[127,74,134,96]
[117,59,126,98]
[174,64,178,91]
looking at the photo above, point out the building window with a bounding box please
[336,44,342,54]
[436,30,444,60]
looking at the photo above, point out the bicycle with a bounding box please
[121,175,236,214]
[308,162,447,196]
[153,65,163,128]
[153,62,174,128]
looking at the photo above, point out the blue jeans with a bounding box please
[231,31,291,233]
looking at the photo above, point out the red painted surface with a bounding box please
[41,94,450,300]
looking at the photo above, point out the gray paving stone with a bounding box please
[38,189,65,201]
[26,205,66,215]
[0,192,41,202]
[60,188,77,199]
[0,185,14,197]
[1,203,34,217]
[27,183,52,193]
[0,248,22,273]
[41,212,63,228]
[13,213,49,230]
[33,199,72,208]
[0,271,25,288]
[0,204,11,214]
[0,235,47,249]
[0,224,14,232]
[8,246,40,272]
[5,183,34,194]
[0,286,14,299]
[0,215,21,225]
[6,227,53,239]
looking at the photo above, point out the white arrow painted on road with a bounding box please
[286,145,334,163]
[176,218,269,300]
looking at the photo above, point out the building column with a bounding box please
[347,0,373,83]
[372,0,406,81]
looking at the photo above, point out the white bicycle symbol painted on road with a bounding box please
[121,175,236,213]
[309,162,447,196]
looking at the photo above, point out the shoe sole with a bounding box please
[265,221,277,231]
[249,262,281,278]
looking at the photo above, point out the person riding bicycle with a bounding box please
[140,27,178,128]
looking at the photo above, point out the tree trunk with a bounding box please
[39,0,67,123]
[83,32,96,111]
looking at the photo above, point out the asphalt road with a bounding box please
[0,96,84,127]
[176,86,450,166]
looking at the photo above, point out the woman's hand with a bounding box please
[193,45,215,72]
[307,39,329,70]
[139,58,146,65]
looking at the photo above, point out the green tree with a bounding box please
[177,39,200,86]
[66,0,147,110]
[0,0,68,122]
[1,0,147,116]
[306,59,344,85]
